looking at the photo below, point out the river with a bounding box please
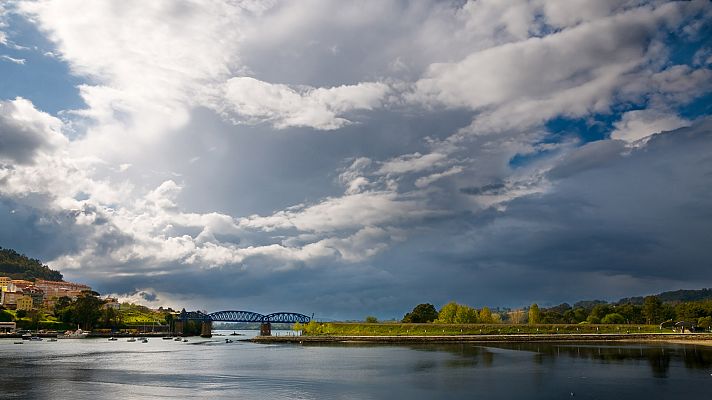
[1,330,710,399]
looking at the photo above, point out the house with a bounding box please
[0,291,20,309]
[103,297,120,310]
[16,295,33,311]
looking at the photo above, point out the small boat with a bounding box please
[183,339,188,342]
[29,336,43,341]
[127,337,136,342]
[13,341,23,345]
[141,338,149,343]
[58,328,89,339]
[21,333,32,340]
[162,336,174,340]
[48,338,57,342]
[108,337,118,341]
[225,338,233,343]
[174,337,182,341]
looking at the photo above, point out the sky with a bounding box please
[0,0,711,320]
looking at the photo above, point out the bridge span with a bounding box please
[177,309,311,337]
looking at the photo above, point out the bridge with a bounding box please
[177,309,311,337]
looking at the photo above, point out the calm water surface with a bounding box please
[1,330,711,399]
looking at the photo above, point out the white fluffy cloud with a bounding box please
[412,4,685,133]
[0,97,67,164]
[611,109,690,142]
[221,77,390,130]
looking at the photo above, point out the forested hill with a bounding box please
[617,288,712,304]
[0,247,63,281]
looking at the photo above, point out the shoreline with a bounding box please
[251,333,712,345]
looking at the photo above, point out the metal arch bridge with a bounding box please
[179,310,311,324]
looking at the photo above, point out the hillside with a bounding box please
[617,288,712,305]
[0,247,63,281]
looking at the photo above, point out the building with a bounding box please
[1,291,20,309]
[8,279,33,292]
[34,279,91,299]
[0,322,16,333]
[103,297,120,310]
[16,295,33,311]
[24,287,45,309]
[0,276,9,291]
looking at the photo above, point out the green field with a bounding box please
[117,304,167,324]
[295,322,671,336]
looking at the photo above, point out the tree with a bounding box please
[616,303,643,324]
[643,296,662,324]
[454,305,478,324]
[101,307,119,328]
[478,307,493,324]
[508,309,526,324]
[528,304,540,325]
[365,316,378,323]
[697,316,711,330]
[29,310,41,331]
[73,292,105,330]
[402,303,438,323]
[0,309,13,322]
[16,309,27,319]
[601,313,625,324]
[437,302,459,324]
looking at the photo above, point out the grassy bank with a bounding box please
[295,322,672,336]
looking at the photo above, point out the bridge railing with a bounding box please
[179,310,311,324]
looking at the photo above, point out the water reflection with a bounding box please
[2,338,711,399]
[394,342,712,379]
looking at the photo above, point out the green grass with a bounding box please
[117,304,166,324]
[295,322,671,336]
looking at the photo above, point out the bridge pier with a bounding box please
[260,322,271,336]
[201,320,213,338]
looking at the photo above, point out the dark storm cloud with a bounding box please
[376,120,712,309]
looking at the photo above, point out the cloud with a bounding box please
[0,97,68,164]
[411,2,708,133]
[0,54,25,64]
[611,109,690,142]
[2,1,712,318]
[377,151,449,175]
[238,190,437,233]
[220,77,390,130]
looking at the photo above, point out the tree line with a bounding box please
[401,295,712,328]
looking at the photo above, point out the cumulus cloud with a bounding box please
[0,97,68,164]
[411,2,709,134]
[220,77,389,130]
[611,109,690,142]
[238,191,437,233]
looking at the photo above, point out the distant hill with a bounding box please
[0,247,63,281]
[617,288,712,305]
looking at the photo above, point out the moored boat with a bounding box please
[57,328,89,339]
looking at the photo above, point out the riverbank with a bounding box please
[251,333,712,344]
[0,332,176,339]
